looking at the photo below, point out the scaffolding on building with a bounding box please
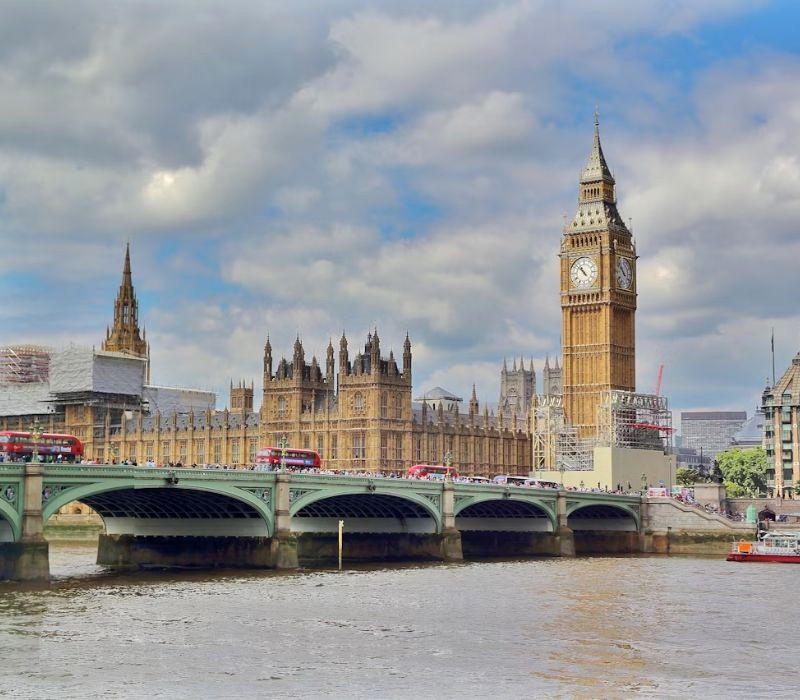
[531,389,673,474]
[531,394,595,473]
[0,345,51,384]
[597,390,673,452]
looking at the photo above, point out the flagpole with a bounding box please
[771,328,776,386]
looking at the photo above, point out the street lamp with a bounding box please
[641,472,648,495]
[558,462,566,488]
[579,479,585,491]
[29,417,43,464]
[443,451,453,481]
[278,434,289,473]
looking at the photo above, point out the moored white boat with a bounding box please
[727,531,800,563]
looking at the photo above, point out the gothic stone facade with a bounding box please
[1,331,531,476]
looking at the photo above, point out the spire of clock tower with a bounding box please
[580,111,613,185]
[569,114,630,236]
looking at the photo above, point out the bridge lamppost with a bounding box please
[640,472,648,496]
[443,451,454,482]
[29,417,43,464]
[278,434,289,473]
[558,462,566,488]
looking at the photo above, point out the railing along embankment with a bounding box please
[646,497,752,533]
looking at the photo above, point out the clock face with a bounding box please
[616,257,633,289]
[570,256,598,288]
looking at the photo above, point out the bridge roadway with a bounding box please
[0,463,644,581]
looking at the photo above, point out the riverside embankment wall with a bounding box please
[645,498,755,554]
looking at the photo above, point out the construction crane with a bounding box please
[622,362,673,435]
[654,363,664,397]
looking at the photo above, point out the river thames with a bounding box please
[1,543,797,699]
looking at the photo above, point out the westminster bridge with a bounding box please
[0,463,647,581]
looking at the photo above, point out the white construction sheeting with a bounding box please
[49,346,145,396]
[143,386,216,414]
[0,382,54,416]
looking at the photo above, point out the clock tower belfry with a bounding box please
[560,115,636,439]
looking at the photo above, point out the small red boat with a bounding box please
[727,532,800,563]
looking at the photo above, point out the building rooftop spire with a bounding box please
[102,243,150,379]
[580,111,614,185]
[568,114,629,235]
[123,241,132,280]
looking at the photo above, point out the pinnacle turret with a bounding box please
[403,331,412,378]
[102,244,149,378]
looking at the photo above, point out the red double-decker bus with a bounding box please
[255,447,321,470]
[407,464,458,480]
[0,431,83,463]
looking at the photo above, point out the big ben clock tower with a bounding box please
[560,115,636,439]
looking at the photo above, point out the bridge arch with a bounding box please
[290,488,441,534]
[42,481,274,537]
[0,498,20,542]
[567,502,639,531]
[455,495,555,532]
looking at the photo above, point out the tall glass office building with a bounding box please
[680,411,748,460]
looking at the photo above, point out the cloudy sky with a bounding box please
[2,0,799,425]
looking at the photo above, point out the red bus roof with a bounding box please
[408,464,458,473]
[0,431,81,439]
[258,446,320,453]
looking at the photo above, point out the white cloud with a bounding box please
[1,0,795,416]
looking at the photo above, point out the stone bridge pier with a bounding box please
[439,480,464,561]
[555,491,576,557]
[0,463,50,582]
[271,472,299,568]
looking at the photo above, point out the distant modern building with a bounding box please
[680,411,748,459]
[729,409,765,449]
[762,354,800,497]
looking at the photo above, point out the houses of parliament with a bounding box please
[1,119,641,477]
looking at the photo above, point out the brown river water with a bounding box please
[1,542,798,699]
